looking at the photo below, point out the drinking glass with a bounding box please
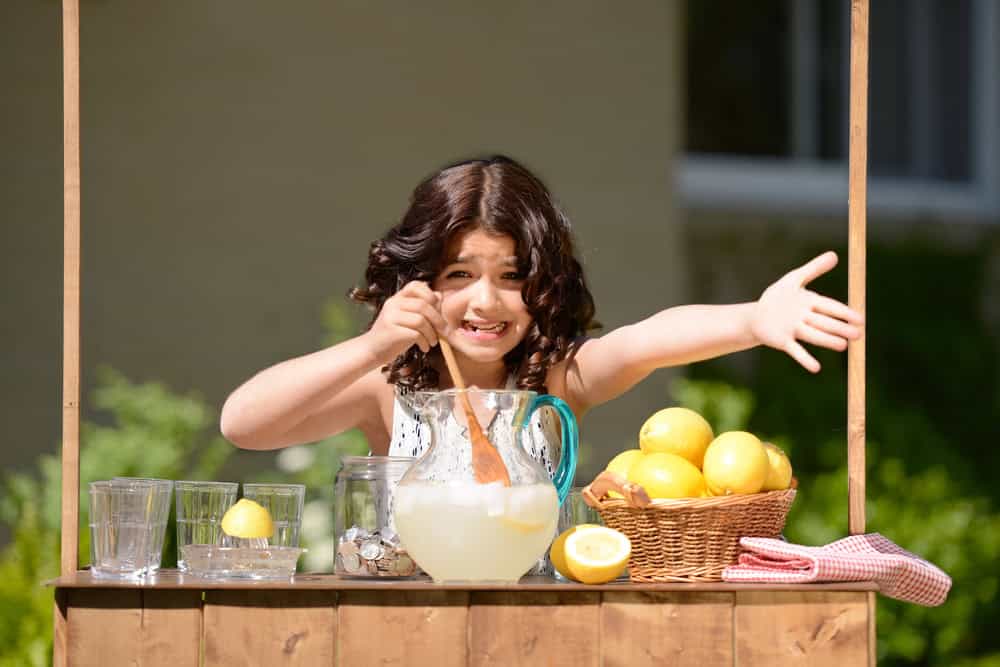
[89,481,156,579]
[174,480,238,572]
[112,477,173,573]
[241,483,306,547]
[558,486,604,533]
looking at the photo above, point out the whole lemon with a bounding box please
[627,452,706,499]
[605,449,645,498]
[550,524,603,579]
[702,431,770,495]
[761,442,793,491]
[638,407,714,469]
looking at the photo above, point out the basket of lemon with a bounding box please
[581,407,796,583]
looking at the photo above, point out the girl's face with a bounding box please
[432,228,533,367]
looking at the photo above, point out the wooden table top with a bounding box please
[48,569,879,592]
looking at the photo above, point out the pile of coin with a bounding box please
[335,525,421,577]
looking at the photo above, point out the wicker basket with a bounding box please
[581,470,797,582]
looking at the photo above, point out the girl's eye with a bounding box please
[502,272,524,281]
[445,270,471,279]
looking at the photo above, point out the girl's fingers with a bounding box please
[397,312,436,351]
[399,298,449,336]
[400,279,429,293]
[404,281,436,301]
[408,282,444,313]
[806,312,863,340]
[796,323,847,351]
[811,293,865,324]
[793,251,838,286]
[786,340,820,373]
[420,303,449,335]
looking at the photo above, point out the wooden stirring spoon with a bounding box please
[438,338,512,487]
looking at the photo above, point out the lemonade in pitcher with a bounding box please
[392,388,577,583]
[394,481,558,581]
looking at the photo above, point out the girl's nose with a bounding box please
[469,277,501,310]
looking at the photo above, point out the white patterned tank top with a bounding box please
[386,377,562,477]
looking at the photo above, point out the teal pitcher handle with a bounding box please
[522,394,578,506]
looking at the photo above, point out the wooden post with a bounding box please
[847,0,868,536]
[61,0,82,578]
[56,2,82,665]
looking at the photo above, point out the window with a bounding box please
[680,0,999,220]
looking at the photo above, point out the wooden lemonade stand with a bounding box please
[50,1,878,664]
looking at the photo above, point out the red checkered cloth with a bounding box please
[722,532,951,607]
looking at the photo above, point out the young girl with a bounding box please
[220,155,863,467]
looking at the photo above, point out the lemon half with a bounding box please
[550,524,603,579]
[563,526,631,584]
[220,498,274,539]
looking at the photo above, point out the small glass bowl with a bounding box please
[179,544,305,580]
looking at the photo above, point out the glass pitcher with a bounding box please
[393,388,578,583]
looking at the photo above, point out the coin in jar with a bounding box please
[360,540,383,561]
[340,551,362,574]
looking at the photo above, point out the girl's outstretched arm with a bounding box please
[220,281,447,449]
[562,252,863,413]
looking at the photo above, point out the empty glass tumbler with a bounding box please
[111,477,173,573]
[89,481,156,579]
[174,480,238,572]
[241,483,305,547]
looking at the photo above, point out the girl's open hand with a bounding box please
[751,251,864,373]
[367,281,449,362]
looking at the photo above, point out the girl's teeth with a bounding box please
[465,322,506,333]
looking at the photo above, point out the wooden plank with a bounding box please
[60,0,81,580]
[67,590,142,666]
[600,592,733,666]
[469,592,600,666]
[65,589,202,666]
[140,590,202,666]
[338,591,468,666]
[734,591,870,666]
[868,591,877,666]
[203,590,336,666]
[53,589,68,667]
[847,0,869,536]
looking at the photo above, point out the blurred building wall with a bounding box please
[1,1,687,486]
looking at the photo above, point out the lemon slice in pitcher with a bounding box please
[498,484,557,534]
[221,499,274,539]
[563,526,631,584]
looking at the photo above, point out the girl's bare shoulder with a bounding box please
[544,336,592,416]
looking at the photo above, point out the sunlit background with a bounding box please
[2,2,998,665]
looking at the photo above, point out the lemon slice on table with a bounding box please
[220,499,274,539]
[563,526,631,584]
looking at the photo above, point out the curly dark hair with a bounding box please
[349,155,599,393]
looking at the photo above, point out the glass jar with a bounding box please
[333,456,424,578]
